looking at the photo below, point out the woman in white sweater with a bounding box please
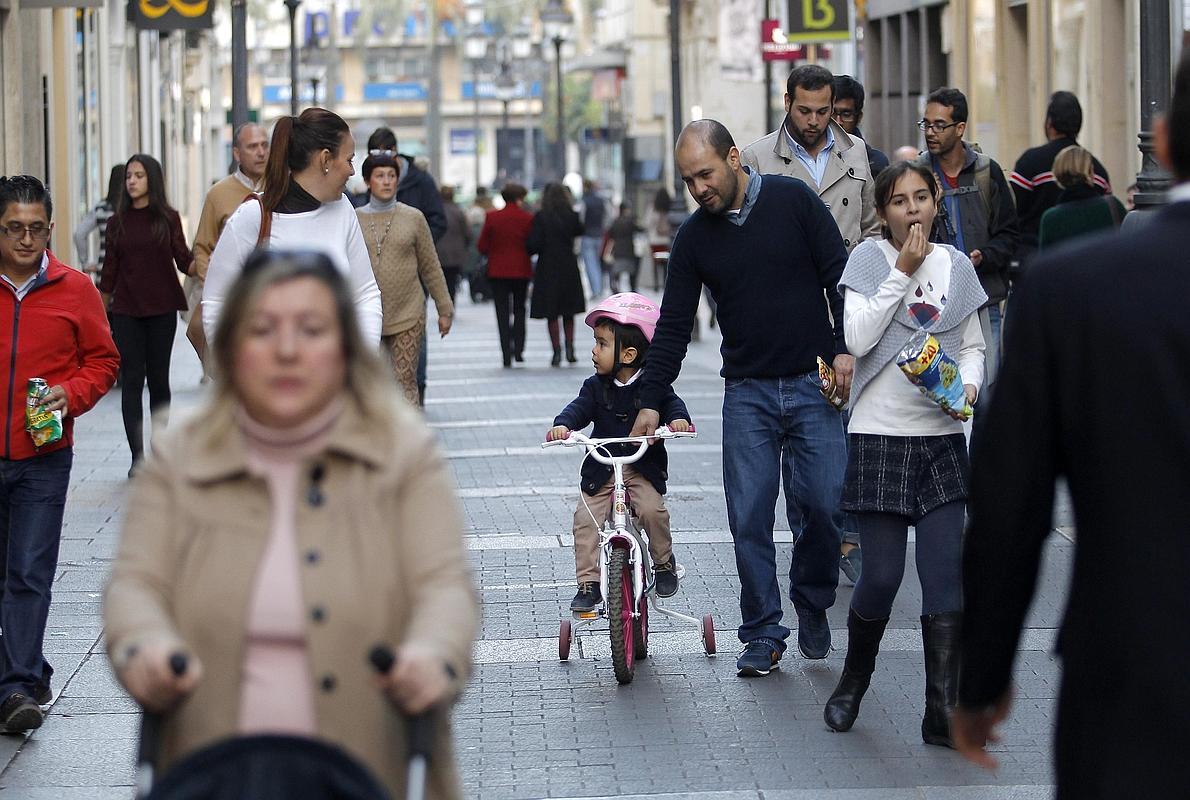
[203,108,382,347]
[824,161,986,748]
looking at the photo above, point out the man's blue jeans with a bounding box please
[0,447,73,702]
[580,236,604,297]
[722,375,847,649]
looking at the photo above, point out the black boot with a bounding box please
[824,609,890,732]
[551,346,562,367]
[565,341,577,363]
[920,611,961,747]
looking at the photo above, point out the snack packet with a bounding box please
[816,356,846,411]
[26,378,63,448]
[896,331,973,420]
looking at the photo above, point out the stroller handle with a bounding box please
[369,645,434,761]
[136,652,189,798]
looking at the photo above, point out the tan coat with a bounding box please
[192,173,257,280]
[357,203,454,336]
[740,120,881,252]
[103,395,478,800]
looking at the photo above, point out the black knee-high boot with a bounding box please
[921,611,961,747]
[824,609,890,732]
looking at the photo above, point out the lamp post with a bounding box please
[230,0,248,130]
[283,0,302,115]
[1129,0,1173,219]
[540,0,573,177]
[464,2,488,194]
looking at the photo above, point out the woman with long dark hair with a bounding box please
[73,164,125,281]
[100,154,192,474]
[203,107,382,348]
[527,183,585,366]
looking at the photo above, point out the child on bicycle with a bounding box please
[546,293,692,612]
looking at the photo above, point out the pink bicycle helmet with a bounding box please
[583,292,661,342]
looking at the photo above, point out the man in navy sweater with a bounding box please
[632,119,853,676]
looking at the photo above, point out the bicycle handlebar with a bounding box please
[541,427,697,467]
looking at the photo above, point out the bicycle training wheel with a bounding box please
[702,614,716,655]
[559,619,573,661]
[606,548,636,683]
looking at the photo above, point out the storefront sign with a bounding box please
[761,19,806,61]
[127,0,213,30]
[784,0,850,43]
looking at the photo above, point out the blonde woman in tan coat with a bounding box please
[104,250,477,800]
[356,152,454,405]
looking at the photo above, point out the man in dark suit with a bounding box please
[953,49,1190,798]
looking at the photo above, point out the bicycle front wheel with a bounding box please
[606,547,636,684]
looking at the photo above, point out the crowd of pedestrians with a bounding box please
[0,47,1186,800]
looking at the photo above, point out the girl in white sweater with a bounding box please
[203,108,382,348]
[824,160,986,748]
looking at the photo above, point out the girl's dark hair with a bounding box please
[873,161,940,240]
[500,183,527,204]
[262,108,351,213]
[0,175,53,219]
[593,317,650,368]
[112,154,173,246]
[104,165,125,209]
[361,152,401,182]
[540,183,572,217]
[652,187,671,214]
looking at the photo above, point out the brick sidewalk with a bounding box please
[0,291,1066,799]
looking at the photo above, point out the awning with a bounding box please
[563,48,628,74]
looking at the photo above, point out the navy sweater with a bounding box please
[554,373,691,496]
[639,175,848,409]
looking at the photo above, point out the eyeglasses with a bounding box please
[918,119,961,133]
[833,109,858,121]
[368,149,396,157]
[2,223,51,241]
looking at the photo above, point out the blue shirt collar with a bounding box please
[785,123,835,159]
[725,166,762,226]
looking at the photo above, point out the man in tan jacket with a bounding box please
[741,64,880,253]
[186,123,269,377]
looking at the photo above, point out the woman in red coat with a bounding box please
[477,184,534,368]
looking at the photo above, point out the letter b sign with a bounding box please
[787,0,849,42]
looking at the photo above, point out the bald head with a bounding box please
[675,119,745,216]
[894,145,920,163]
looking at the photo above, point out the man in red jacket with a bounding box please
[0,175,119,733]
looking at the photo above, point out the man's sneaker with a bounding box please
[736,638,782,676]
[33,683,52,706]
[796,609,832,659]
[840,546,862,585]
[653,559,679,598]
[1,693,44,734]
[569,583,602,612]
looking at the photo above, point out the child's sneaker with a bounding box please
[653,559,679,598]
[570,583,602,612]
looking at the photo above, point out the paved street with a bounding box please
[0,289,1072,799]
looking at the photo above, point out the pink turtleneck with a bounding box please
[235,397,343,736]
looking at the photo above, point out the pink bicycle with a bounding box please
[543,427,716,683]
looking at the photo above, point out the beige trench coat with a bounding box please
[740,119,881,252]
[103,395,478,800]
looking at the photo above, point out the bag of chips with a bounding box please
[897,331,972,420]
[26,378,63,448]
[816,356,846,411]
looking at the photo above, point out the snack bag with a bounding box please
[816,356,846,411]
[896,331,973,420]
[26,378,63,448]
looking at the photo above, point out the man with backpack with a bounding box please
[918,88,1018,421]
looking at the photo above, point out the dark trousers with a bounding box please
[0,447,72,702]
[491,278,528,359]
[442,265,462,306]
[112,312,176,461]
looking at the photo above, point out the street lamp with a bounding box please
[540,0,573,177]
[282,0,302,115]
[1129,0,1173,218]
[464,0,488,194]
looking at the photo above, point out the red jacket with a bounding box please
[477,204,534,279]
[1,251,120,460]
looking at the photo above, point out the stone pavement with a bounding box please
[0,287,1072,799]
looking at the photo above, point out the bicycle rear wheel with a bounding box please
[606,547,636,683]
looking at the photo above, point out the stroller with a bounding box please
[137,649,434,800]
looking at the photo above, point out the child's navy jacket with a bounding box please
[553,371,690,496]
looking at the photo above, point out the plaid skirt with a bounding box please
[841,433,970,520]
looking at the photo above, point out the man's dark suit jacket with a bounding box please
[961,199,1190,799]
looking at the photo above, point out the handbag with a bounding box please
[632,231,650,259]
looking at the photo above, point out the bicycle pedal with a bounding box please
[572,610,598,620]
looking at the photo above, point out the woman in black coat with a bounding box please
[527,183,585,366]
